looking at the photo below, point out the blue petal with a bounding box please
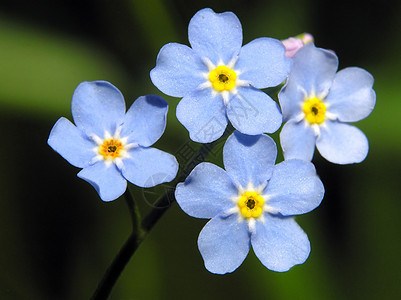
[121,147,178,188]
[316,121,369,164]
[287,43,338,97]
[278,80,305,121]
[150,43,207,97]
[198,213,250,274]
[325,67,376,122]
[251,216,310,272]
[235,37,291,88]
[77,162,127,202]
[223,132,277,188]
[188,8,242,65]
[280,119,316,161]
[48,117,95,168]
[265,160,324,216]
[176,88,227,143]
[175,163,237,219]
[120,95,168,147]
[227,87,282,135]
[71,81,126,138]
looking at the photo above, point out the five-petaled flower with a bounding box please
[175,131,324,274]
[278,43,376,164]
[151,8,291,143]
[48,81,179,201]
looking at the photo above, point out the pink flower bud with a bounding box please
[301,33,314,44]
[282,37,304,58]
[282,33,314,58]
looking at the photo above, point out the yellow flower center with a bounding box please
[238,191,265,219]
[209,65,237,92]
[99,138,124,160]
[303,96,326,124]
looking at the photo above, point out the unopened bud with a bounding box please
[282,33,314,58]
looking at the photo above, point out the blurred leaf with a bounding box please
[243,0,311,42]
[357,66,401,152]
[0,15,126,117]
[129,0,179,54]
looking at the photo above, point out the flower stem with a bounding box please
[90,230,145,300]
[123,189,142,232]
[91,126,233,299]
[91,190,145,300]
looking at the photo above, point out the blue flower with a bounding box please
[175,131,324,274]
[151,8,291,143]
[278,43,376,164]
[48,81,179,201]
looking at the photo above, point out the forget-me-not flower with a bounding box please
[151,8,291,143]
[175,131,324,274]
[48,81,179,201]
[279,43,376,164]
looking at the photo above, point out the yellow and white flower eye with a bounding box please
[302,96,326,125]
[99,138,124,160]
[91,129,136,168]
[208,65,237,92]
[237,190,265,219]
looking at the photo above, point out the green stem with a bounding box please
[90,231,145,300]
[91,126,233,299]
[91,189,144,300]
[123,189,142,232]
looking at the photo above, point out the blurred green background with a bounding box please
[0,0,400,299]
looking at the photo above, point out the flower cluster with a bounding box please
[152,8,375,273]
[48,8,375,276]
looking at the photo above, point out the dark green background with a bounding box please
[0,0,400,299]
